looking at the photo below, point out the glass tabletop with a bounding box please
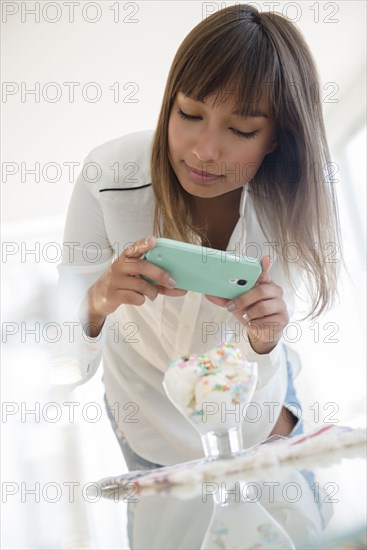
[88,442,366,549]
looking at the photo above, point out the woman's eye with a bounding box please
[230,128,258,140]
[177,108,200,121]
[177,108,258,140]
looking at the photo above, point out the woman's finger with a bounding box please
[256,255,272,285]
[122,235,156,259]
[241,298,281,322]
[156,286,188,297]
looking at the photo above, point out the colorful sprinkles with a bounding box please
[167,342,257,424]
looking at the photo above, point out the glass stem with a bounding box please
[201,425,244,460]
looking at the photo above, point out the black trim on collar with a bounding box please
[99,183,152,192]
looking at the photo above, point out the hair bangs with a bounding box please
[172,19,279,119]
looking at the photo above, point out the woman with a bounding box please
[55,4,341,470]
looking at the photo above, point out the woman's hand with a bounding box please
[204,256,289,354]
[81,236,187,336]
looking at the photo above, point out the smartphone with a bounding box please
[143,238,261,299]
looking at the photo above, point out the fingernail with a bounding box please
[144,236,154,245]
[242,312,249,322]
[227,301,236,312]
[168,277,176,288]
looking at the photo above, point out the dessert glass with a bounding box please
[163,342,258,461]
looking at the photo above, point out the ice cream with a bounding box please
[163,342,258,433]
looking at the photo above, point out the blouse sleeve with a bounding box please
[48,149,115,387]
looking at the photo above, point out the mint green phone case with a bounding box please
[143,238,261,299]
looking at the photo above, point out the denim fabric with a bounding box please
[105,345,303,471]
[283,345,304,436]
[104,393,163,471]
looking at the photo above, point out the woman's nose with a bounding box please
[192,129,221,163]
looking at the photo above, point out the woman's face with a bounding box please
[168,90,277,199]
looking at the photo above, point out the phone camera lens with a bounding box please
[237,279,247,286]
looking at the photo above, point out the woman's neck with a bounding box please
[190,186,244,250]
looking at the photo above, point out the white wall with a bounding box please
[2,1,366,224]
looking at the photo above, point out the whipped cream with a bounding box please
[163,342,258,433]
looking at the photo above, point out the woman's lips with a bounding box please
[185,163,222,183]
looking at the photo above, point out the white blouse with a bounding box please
[53,129,302,466]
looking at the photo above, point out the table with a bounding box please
[94,441,366,549]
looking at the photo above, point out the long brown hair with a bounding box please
[150,4,342,319]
